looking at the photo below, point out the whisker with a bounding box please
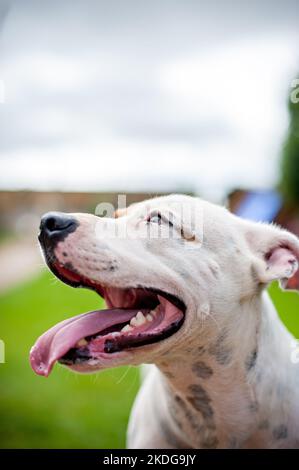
[116,365,131,385]
[207,312,221,332]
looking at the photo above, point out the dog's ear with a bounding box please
[244,222,299,290]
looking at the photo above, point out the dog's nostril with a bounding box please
[40,212,78,236]
[45,216,59,232]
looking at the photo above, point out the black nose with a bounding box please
[39,212,78,244]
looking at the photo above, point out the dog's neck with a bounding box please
[156,291,298,448]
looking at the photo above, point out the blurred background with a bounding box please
[0,0,299,448]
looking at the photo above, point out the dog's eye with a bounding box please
[147,212,162,224]
[146,212,174,227]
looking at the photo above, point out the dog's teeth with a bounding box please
[136,311,146,325]
[121,324,133,333]
[146,314,153,322]
[76,338,88,347]
[111,332,121,337]
[129,311,147,328]
[130,317,138,327]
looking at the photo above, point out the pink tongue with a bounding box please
[30,308,138,377]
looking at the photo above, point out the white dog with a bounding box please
[30,194,299,448]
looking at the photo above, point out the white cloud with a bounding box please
[0,2,299,200]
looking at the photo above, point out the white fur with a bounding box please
[53,195,299,448]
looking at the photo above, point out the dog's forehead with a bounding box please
[129,194,200,217]
[128,195,231,225]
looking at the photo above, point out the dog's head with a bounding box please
[30,194,299,376]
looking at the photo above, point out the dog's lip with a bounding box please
[30,261,186,377]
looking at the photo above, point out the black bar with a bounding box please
[0,449,298,467]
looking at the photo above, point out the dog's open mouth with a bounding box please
[30,263,186,377]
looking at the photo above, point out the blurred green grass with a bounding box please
[268,282,299,339]
[0,270,140,448]
[0,270,298,449]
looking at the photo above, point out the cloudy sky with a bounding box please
[0,0,298,200]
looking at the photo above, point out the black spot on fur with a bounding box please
[258,420,269,430]
[272,425,288,440]
[64,262,79,274]
[249,401,259,413]
[164,370,175,379]
[197,345,206,355]
[215,348,232,365]
[246,349,258,371]
[174,396,200,431]
[192,361,213,379]
[101,262,118,272]
[171,393,218,448]
[208,330,232,366]
[209,343,232,365]
[187,384,214,420]
[62,252,68,257]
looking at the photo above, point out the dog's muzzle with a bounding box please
[32,210,186,377]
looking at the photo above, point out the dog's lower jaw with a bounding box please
[128,291,299,449]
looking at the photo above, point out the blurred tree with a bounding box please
[281,77,299,205]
